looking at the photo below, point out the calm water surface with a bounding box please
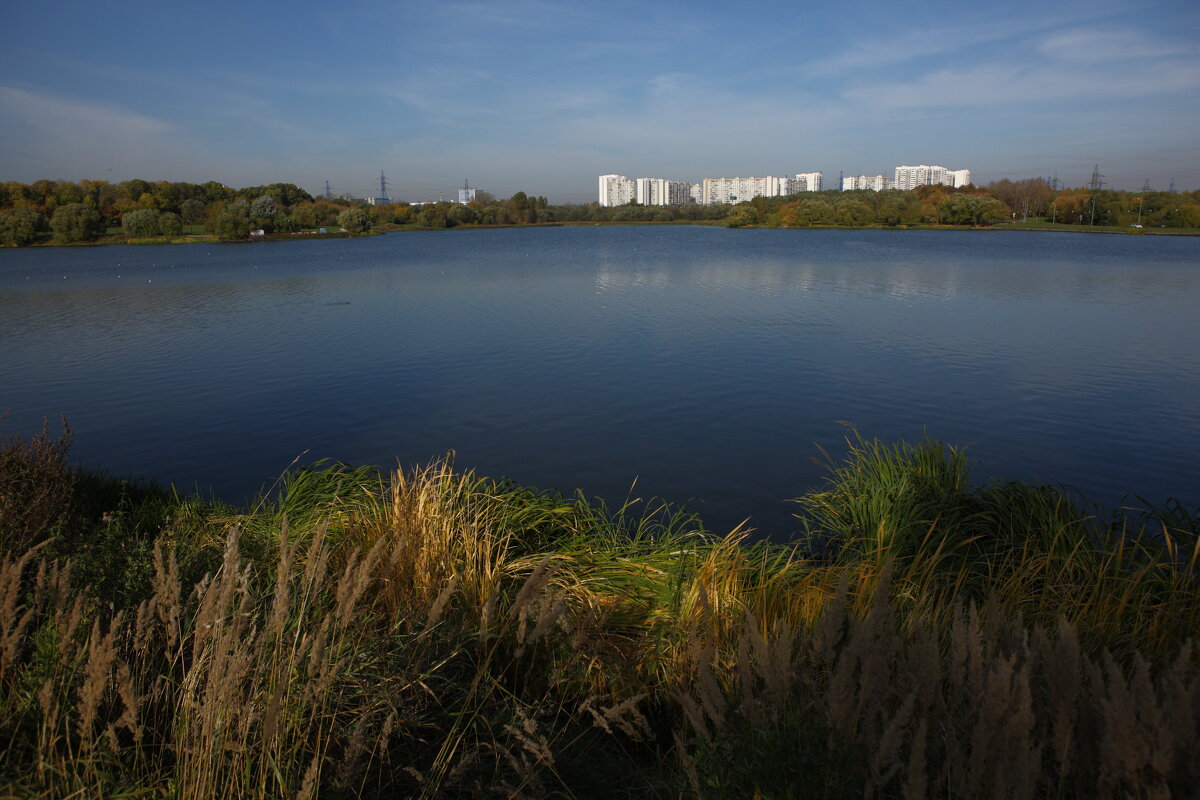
[2,227,1198,537]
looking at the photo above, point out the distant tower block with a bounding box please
[458,179,478,204]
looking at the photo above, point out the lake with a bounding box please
[2,226,1198,537]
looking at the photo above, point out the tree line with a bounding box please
[1,176,1197,245]
[0,179,370,246]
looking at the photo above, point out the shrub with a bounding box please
[50,203,104,243]
[337,207,371,233]
[121,208,160,238]
[214,200,251,239]
[0,416,75,554]
[157,211,183,237]
[0,207,46,246]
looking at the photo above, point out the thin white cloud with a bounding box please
[0,84,299,185]
[0,85,172,140]
[649,73,690,97]
[807,13,1077,76]
[843,49,1200,108]
[1038,28,1187,62]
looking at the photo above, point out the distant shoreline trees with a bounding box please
[0,177,1197,246]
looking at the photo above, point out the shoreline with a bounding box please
[8,220,1197,248]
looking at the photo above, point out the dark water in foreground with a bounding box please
[2,226,1198,537]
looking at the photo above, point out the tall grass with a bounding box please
[0,427,1197,797]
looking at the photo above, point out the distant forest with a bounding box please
[1,176,1197,245]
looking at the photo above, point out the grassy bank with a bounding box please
[1,423,1197,798]
[998,220,1200,236]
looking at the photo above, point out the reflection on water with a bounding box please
[2,227,1198,537]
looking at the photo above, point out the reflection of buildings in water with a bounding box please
[594,261,807,294]
[594,270,670,291]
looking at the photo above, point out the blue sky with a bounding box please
[1,0,1197,202]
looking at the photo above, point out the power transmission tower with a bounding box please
[324,180,332,200]
[1169,177,1176,193]
[379,171,389,200]
[1142,179,1151,192]
[1088,165,1104,225]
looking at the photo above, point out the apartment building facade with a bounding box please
[794,172,823,192]
[600,171,823,206]
[598,174,636,207]
[842,174,893,191]
[635,177,693,206]
[894,165,972,190]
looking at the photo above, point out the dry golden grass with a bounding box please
[0,437,1197,797]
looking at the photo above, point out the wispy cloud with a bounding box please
[1038,28,1188,62]
[0,85,172,140]
[840,29,1200,109]
[807,13,1075,77]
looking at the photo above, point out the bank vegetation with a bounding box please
[1,420,1198,797]
[2,177,1197,246]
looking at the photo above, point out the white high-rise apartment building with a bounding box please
[601,171,822,206]
[702,176,797,205]
[635,177,694,206]
[635,178,662,206]
[598,174,636,206]
[894,165,971,191]
[842,175,893,191]
[895,165,942,190]
[794,172,823,192]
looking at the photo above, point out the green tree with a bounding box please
[50,203,104,243]
[215,200,251,239]
[834,198,872,226]
[781,198,833,226]
[446,204,479,226]
[157,211,183,237]
[0,207,46,246]
[201,181,232,204]
[725,203,760,227]
[121,209,160,238]
[874,191,911,226]
[416,204,449,228]
[941,194,1006,226]
[290,203,318,228]
[249,195,277,232]
[53,182,84,207]
[179,198,207,225]
[121,179,151,202]
[337,207,372,233]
